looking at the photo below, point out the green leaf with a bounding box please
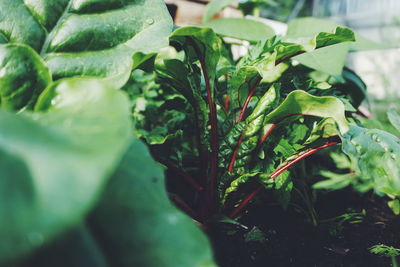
[287,17,388,74]
[203,0,235,23]
[0,78,131,264]
[388,108,400,134]
[244,84,280,137]
[156,58,210,151]
[313,171,355,190]
[262,90,349,135]
[342,125,400,197]
[388,199,400,215]
[223,172,260,203]
[0,44,51,110]
[304,117,339,145]
[0,0,173,87]
[88,139,216,267]
[287,17,388,51]
[293,43,350,76]
[203,18,275,42]
[171,26,222,96]
[273,170,292,209]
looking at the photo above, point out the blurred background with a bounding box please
[165,0,400,115]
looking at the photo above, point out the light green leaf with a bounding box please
[287,17,389,74]
[262,90,349,134]
[203,0,235,23]
[293,43,350,76]
[287,17,388,51]
[388,108,400,134]
[223,172,260,203]
[342,125,400,196]
[388,199,400,215]
[313,171,355,190]
[304,117,339,145]
[203,18,275,42]
[0,78,131,264]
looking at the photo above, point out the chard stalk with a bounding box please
[229,140,340,218]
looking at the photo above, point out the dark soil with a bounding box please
[209,188,400,267]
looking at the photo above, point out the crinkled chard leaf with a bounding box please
[0,0,173,108]
[0,78,132,264]
[0,44,51,110]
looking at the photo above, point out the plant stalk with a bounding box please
[229,140,340,218]
[237,79,261,123]
[199,58,219,212]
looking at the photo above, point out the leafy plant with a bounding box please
[133,20,400,228]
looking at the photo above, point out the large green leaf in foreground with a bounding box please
[0,78,132,264]
[0,78,216,266]
[88,139,216,267]
[21,140,216,267]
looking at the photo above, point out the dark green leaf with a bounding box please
[0,0,173,87]
[0,78,131,264]
[0,44,51,110]
[88,139,216,267]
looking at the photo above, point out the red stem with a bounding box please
[199,58,219,210]
[270,141,340,178]
[229,186,263,218]
[225,94,230,113]
[228,140,340,218]
[259,113,303,145]
[169,193,200,221]
[237,79,261,123]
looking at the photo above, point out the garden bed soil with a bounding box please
[209,188,400,267]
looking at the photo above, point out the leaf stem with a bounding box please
[228,140,340,218]
[269,141,340,179]
[228,130,246,173]
[259,113,303,145]
[229,186,263,218]
[237,79,261,123]
[199,57,219,211]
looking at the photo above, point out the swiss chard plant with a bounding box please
[130,20,400,226]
